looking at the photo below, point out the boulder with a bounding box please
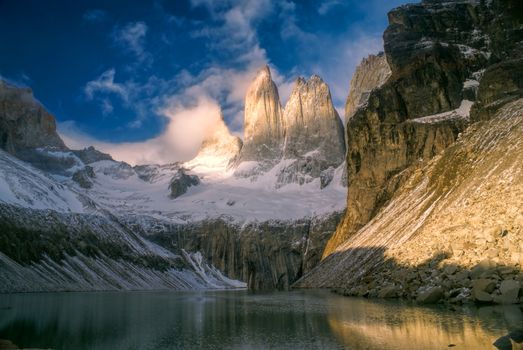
[471,260,497,279]
[494,280,521,304]
[472,279,497,294]
[417,286,444,304]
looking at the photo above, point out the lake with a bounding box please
[0,290,521,349]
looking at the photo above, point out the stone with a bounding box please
[417,286,444,304]
[472,279,496,294]
[494,280,521,304]
[444,265,458,276]
[473,290,493,304]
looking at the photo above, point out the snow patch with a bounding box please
[409,100,474,124]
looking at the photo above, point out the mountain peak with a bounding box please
[282,74,345,165]
[0,81,66,156]
[236,64,284,164]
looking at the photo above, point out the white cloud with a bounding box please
[83,9,108,22]
[318,0,344,15]
[113,21,151,63]
[59,95,225,165]
[100,98,114,115]
[84,68,129,102]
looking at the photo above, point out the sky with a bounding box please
[0,0,412,165]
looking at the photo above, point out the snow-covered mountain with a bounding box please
[0,64,348,291]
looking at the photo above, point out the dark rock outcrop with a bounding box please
[72,146,113,164]
[0,81,66,155]
[72,166,95,189]
[169,170,200,199]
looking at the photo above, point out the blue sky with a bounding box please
[0,0,412,164]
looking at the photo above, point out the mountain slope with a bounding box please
[322,0,523,258]
[296,99,523,304]
[0,149,245,292]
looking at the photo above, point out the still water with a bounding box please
[0,290,521,349]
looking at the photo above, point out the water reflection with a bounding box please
[326,297,523,349]
[0,290,520,349]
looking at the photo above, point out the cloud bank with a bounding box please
[60,95,224,165]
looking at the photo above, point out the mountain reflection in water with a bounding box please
[0,290,521,349]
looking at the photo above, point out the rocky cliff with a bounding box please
[322,0,523,258]
[298,0,523,304]
[297,98,523,304]
[345,53,391,121]
[237,65,285,164]
[0,81,66,155]
[277,75,346,187]
[126,211,343,290]
[283,75,345,164]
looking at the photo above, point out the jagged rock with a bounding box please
[72,146,113,164]
[237,65,284,164]
[345,53,391,121]
[168,170,200,199]
[282,75,345,166]
[472,279,496,294]
[72,166,95,189]
[274,76,346,188]
[473,290,493,303]
[417,286,443,304]
[494,280,521,304]
[0,80,66,155]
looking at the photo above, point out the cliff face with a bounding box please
[283,75,345,167]
[238,66,285,164]
[345,53,391,121]
[297,99,523,304]
[131,211,343,290]
[0,81,66,155]
[298,0,523,304]
[322,0,523,258]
